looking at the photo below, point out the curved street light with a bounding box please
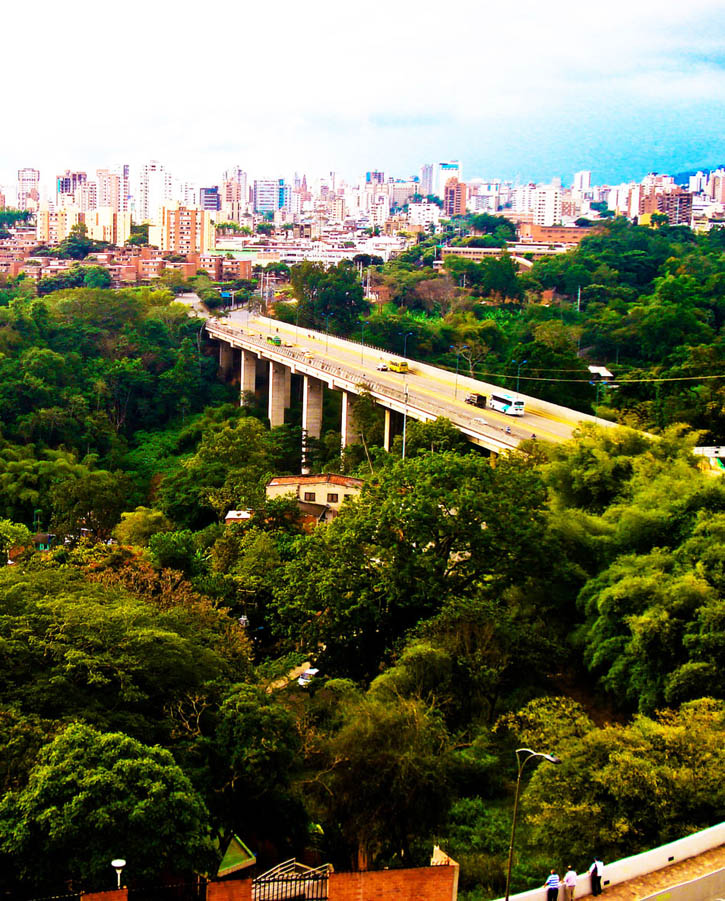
[511,358,528,395]
[450,344,469,399]
[504,748,561,901]
[401,330,413,358]
[361,321,369,365]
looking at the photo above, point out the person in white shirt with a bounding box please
[589,857,604,895]
[563,866,577,901]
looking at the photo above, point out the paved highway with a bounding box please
[212,310,609,448]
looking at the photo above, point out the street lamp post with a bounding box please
[111,859,126,891]
[450,344,469,399]
[512,358,528,395]
[401,330,413,358]
[324,313,333,351]
[504,749,561,901]
[361,321,369,365]
[402,384,410,460]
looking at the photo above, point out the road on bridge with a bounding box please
[213,308,608,449]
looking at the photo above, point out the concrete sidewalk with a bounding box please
[575,844,725,901]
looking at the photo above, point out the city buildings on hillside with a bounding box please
[3,156,725,287]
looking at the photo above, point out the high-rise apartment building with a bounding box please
[573,171,591,193]
[707,169,725,204]
[200,187,221,211]
[97,169,121,211]
[366,171,385,185]
[36,208,85,245]
[17,168,40,210]
[148,205,215,254]
[56,170,87,207]
[435,161,461,198]
[73,181,98,212]
[254,178,284,213]
[137,161,174,224]
[533,185,562,226]
[688,172,707,194]
[420,164,434,197]
[443,178,467,217]
[84,209,132,245]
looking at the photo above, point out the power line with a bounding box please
[475,371,725,384]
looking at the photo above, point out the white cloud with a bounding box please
[2,0,724,188]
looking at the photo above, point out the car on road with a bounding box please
[465,393,487,408]
[376,361,388,371]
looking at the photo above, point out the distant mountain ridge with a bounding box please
[672,165,725,185]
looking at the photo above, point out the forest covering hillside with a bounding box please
[0,222,723,898]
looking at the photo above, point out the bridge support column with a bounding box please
[268,361,287,428]
[383,408,392,452]
[239,349,257,406]
[301,375,324,474]
[284,367,292,408]
[219,342,233,380]
[341,391,360,450]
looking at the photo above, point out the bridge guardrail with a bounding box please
[206,321,519,450]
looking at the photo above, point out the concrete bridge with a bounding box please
[206,313,614,468]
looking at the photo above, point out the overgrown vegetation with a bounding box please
[0,220,723,897]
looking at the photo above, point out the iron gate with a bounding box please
[253,860,329,901]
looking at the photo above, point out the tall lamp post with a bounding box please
[360,321,369,365]
[512,358,528,395]
[323,313,333,351]
[450,344,469,399]
[401,330,413,358]
[504,748,561,901]
[402,384,410,460]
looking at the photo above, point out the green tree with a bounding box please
[0,519,31,555]
[0,722,214,892]
[271,452,547,675]
[307,694,453,869]
[113,506,172,547]
[522,699,725,867]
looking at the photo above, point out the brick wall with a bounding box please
[329,864,458,901]
[206,879,252,901]
[81,890,128,901]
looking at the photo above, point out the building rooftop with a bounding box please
[267,474,364,489]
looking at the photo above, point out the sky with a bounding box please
[2,0,725,195]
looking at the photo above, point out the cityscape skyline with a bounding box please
[3,0,725,191]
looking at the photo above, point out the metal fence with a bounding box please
[253,860,330,901]
[10,893,80,901]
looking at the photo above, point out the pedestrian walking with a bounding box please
[563,866,577,901]
[544,869,560,901]
[589,857,604,896]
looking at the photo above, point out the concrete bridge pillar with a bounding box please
[268,361,287,428]
[284,367,292,408]
[341,391,361,449]
[383,408,392,452]
[302,375,324,474]
[219,342,233,379]
[239,349,257,406]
